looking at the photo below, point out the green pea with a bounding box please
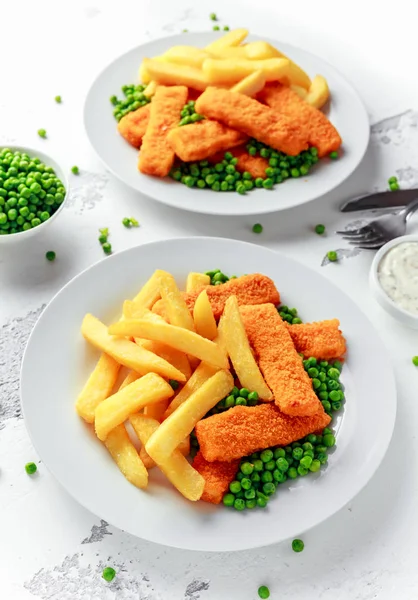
[287,467,298,479]
[241,477,252,490]
[292,447,303,460]
[292,539,304,553]
[263,482,276,495]
[323,433,336,447]
[223,493,235,507]
[102,567,116,582]
[327,250,338,262]
[234,498,245,511]
[262,178,273,189]
[297,465,308,476]
[252,223,263,234]
[260,449,273,463]
[241,462,254,476]
[261,471,273,484]
[229,480,242,494]
[253,459,264,472]
[258,585,270,599]
[25,462,37,475]
[224,395,235,408]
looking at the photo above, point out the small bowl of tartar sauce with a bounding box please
[370,234,418,328]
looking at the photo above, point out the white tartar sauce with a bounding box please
[378,242,418,314]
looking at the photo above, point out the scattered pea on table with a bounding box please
[45,251,56,262]
[413,356,418,366]
[252,223,263,234]
[258,585,270,599]
[102,567,116,582]
[327,251,338,262]
[210,12,217,20]
[25,462,37,475]
[37,129,47,138]
[55,96,62,103]
[292,538,305,552]
[315,224,325,235]
[71,166,79,175]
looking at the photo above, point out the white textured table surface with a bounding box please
[1,1,418,598]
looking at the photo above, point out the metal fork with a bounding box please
[337,197,418,249]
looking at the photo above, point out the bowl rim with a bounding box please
[370,233,418,321]
[0,144,69,240]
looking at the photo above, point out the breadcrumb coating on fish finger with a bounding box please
[196,403,331,462]
[239,303,320,416]
[258,82,342,158]
[195,87,309,156]
[167,120,248,162]
[193,451,239,503]
[286,319,347,360]
[138,85,188,177]
[117,104,150,148]
[184,274,280,320]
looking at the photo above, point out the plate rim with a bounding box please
[83,32,370,216]
[21,237,396,551]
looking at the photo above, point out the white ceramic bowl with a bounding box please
[0,145,69,244]
[370,234,418,329]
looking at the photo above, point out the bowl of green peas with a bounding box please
[0,146,69,242]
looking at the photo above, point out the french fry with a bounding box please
[132,270,162,309]
[108,319,228,369]
[144,398,171,421]
[231,70,266,96]
[146,370,234,462]
[143,80,158,98]
[141,58,210,92]
[95,373,174,441]
[202,57,290,85]
[244,41,281,60]
[130,415,204,501]
[162,45,211,69]
[139,61,151,85]
[164,362,219,418]
[205,28,249,52]
[136,339,192,380]
[208,45,248,59]
[290,84,308,100]
[186,272,211,292]
[282,61,312,90]
[222,296,273,400]
[215,315,228,356]
[104,424,148,489]
[119,370,141,391]
[193,290,218,340]
[138,435,190,469]
[151,298,169,321]
[75,354,121,423]
[305,75,330,109]
[123,300,164,322]
[81,314,186,382]
[157,270,195,331]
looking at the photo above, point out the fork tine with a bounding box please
[336,225,372,236]
[348,239,386,249]
[342,231,384,242]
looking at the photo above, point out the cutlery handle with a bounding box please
[401,197,418,221]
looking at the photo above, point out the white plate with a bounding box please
[21,238,395,552]
[84,32,370,216]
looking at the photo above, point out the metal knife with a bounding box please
[340,188,418,212]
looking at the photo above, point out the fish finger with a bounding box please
[239,303,320,416]
[196,403,331,462]
[192,451,239,503]
[117,104,150,148]
[195,87,309,156]
[258,82,342,157]
[138,85,188,177]
[285,319,347,360]
[167,120,248,162]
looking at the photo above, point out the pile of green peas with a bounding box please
[205,268,236,285]
[110,84,151,122]
[278,304,303,325]
[303,357,344,415]
[178,100,205,126]
[223,426,336,511]
[170,151,255,194]
[170,142,321,194]
[0,149,66,235]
